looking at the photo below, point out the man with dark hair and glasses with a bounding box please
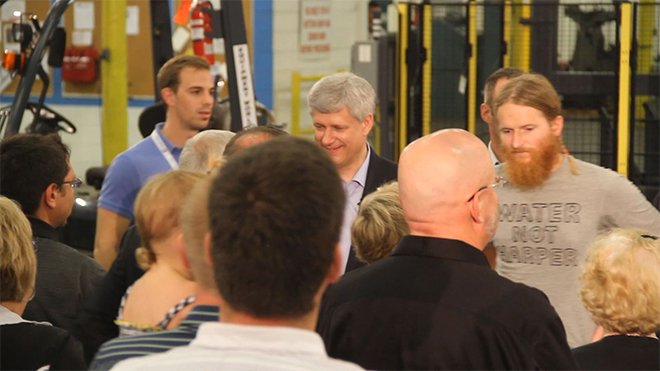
[317,129,576,370]
[0,133,104,337]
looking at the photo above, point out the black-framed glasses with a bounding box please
[467,176,507,202]
[61,177,83,189]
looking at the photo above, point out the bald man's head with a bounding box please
[398,129,499,248]
[223,126,288,157]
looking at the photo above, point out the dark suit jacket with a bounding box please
[318,236,578,370]
[23,217,105,335]
[345,149,397,272]
[572,335,659,370]
[1,323,86,370]
[74,226,143,362]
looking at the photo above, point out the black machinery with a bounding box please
[1,0,74,138]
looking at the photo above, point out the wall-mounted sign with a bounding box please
[299,0,331,58]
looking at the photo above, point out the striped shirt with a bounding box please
[90,305,219,370]
[111,322,363,371]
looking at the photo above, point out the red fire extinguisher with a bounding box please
[190,1,214,64]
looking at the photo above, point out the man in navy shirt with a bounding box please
[318,129,577,370]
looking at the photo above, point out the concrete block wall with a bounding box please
[7,1,370,179]
[271,0,368,134]
[50,105,145,179]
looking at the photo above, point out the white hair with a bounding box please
[180,130,235,173]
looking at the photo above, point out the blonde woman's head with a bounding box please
[580,228,660,335]
[0,196,36,302]
[352,182,408,263]
[134,170,205,270]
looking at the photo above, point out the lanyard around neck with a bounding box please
[150,129,179,170]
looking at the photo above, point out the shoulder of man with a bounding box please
[34,238,104,280]
[3,322,86,370]
[102,137,156,182]
[364,151,397,196]
[369,150,397,176]
[98,138,159,217]
[90,330,184,371]
[317,258,392,330]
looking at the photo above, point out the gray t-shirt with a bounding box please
[493,156,660,347]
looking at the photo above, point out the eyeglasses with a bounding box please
[467,176,507,202]
[61,177,83,189]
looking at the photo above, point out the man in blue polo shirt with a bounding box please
[94,55,214,270]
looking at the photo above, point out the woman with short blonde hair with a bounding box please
[116,170,205,336]
[573,228,660,369]
[0,196,85,369]
[0,198,35,303]
[352,182,409,264]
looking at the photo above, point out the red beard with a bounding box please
[502,135,562,188]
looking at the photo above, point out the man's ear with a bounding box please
[362,113,374,136]
[468,191,486,225]
[43,183,59,210]
[480,102,491,124]
[551,115,564,137]
[203,232,214,269]
[161,87,176,107]
[326,245,343,284]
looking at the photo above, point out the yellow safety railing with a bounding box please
[616,1,633,176]
[397,3,409,156]
[637,1,655,76]
[508,0,531,71]
[467,0,478,135]
[503,1,512,67]
[290,72,328,136]
[636,0,655,121]
[422,4,432,137]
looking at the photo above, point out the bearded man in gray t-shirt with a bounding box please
[489,73,660,348]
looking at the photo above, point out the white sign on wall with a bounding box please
[233,43,258,129]
[73,1,94,30]
[299,0,331,58]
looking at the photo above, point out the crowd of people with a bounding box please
[1,54,659,370]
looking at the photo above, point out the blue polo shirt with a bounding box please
[98,123,181,220]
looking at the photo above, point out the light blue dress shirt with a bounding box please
[338,145,371,273]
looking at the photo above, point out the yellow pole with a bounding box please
[617,2,632,176]
[422,4,432,136]
[291,72,330,137]
[467,0,477,134]
[503,1,512,67]
[397,3,409,156]
[291,72,301,136]
[520,1,531,71]
[510,0,530,71]
[636,0,655,119]
[637,1,654,75]
[101,1,128,165]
